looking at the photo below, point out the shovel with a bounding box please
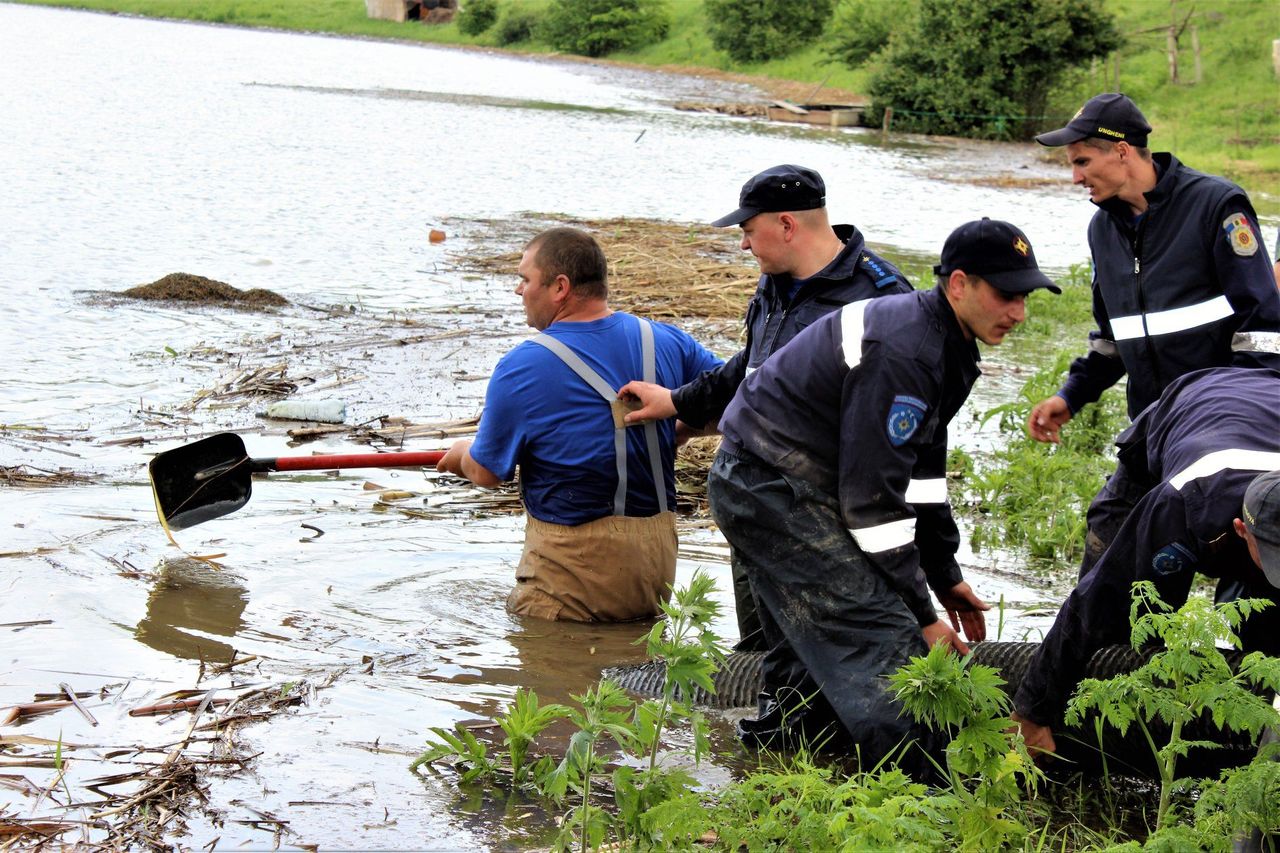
[148,432,447,531]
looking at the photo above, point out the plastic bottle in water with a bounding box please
[262,399,347,423]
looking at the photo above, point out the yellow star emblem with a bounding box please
[1013,237,1029,257]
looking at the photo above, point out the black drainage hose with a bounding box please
[603,641,1265,779]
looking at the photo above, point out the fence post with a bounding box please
[881,107,893,141]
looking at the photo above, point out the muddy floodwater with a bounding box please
[0,3,1221,849]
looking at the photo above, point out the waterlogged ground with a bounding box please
[0,5,1112,848]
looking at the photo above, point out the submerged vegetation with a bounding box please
[412,577,1280,849]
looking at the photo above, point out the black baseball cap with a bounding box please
[1035,93,1152,148]
[711,164,825,227]
[1243,470,1280,587]
[933,218,1061,295]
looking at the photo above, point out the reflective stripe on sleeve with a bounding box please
[850,517,916,554]
[840,300,872,369]
[1110,295,1234,341]
[1167,449,1280,491]
[1233,331,1280,354]
[905,478,948,504]
[1088,337,1120,358]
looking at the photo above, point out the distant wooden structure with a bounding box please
[365,0,456,23]
[765,101,866,128]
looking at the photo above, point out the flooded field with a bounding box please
[0,4,1136,848]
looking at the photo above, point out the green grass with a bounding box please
[1053,0,1280,203]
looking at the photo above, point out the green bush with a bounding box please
[494,3,539,45]
[827,0,905,68]
[542,0,670,58]
[457,0,499,35]
[704,0,834,64]
[864,0,1121,140]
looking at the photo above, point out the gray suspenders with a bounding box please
[531,318,668,517]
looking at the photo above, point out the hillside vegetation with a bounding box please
[17,0,1280,200]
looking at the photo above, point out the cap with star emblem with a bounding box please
[933,218,1061,295]
[711,164,826,227]
[1035,92,1152,148]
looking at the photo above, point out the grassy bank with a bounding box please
[17,0,1278,201]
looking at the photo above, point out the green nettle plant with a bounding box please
[1066,582,1280,835]
[966,349,1126,561]
[890,642,1044,850]
[409,571,725,849]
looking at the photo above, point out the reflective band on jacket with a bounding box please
[1233,331,1280,354]
[905,477,947,504]
[1167,449,1280,491]
[850,517,916,554]
[841,299,872,368]
[1110,295,1234,341]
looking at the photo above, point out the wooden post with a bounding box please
[1167,24,1179,83]
[881,107,893,141]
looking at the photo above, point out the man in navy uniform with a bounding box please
[618,164,913,650]
[708,218,1060,771]
[1027,93,1280,443]
[1013,367,1280,758]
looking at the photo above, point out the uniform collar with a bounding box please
[1094,152,1180,222]
[928,285,982,366]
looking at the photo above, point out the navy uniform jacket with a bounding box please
[719,285,979,627]
[1014,367,1280,726]
[671,224,911,429]
[1059,153,1280,419]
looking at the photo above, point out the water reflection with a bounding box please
[134,557,248,661]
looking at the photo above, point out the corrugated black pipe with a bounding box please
[603,641,1268,779]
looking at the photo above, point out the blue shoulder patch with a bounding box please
[886,394,927,446]
[860,253,899,289]
[1151,542,1197,576]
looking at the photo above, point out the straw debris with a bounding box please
[450,215,759,327]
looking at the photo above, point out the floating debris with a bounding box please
[123,272,288,308]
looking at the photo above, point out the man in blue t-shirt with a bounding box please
[437,227,722,622]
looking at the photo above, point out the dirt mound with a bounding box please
[123,272,288,307]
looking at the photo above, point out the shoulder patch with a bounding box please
[860,253,899,289]
[886,394,927,446]
[1151,542,1197,576]
[1222,212,1259,257]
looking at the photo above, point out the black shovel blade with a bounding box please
[148,433,254,531]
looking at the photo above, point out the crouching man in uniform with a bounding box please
[437,227,721,622]
[1013,367,1280,758]
[708,219,1060,773]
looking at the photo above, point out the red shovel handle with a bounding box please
[263,451,447,473]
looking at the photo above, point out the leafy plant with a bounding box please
[863,0,1122,139]
[493,2,540,45]
[890,642,1043,850]
[456,0,499,36]
[827,0,906,68]
[963,351,1126,560]
[704,0,834,64]
[543,0,670,57]
[495,687,571,785]
[1066,582,1280,831]
[409,724,497,783]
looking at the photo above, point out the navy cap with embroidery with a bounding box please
[711,164,826,227]
[933,218,1062,295]
[1243,470,1280,587]
[1036,92,1152,148]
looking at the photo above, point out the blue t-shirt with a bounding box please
[469,313,722,525]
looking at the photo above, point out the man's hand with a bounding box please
[935,581,991,643]
[922,619,970,656]
[1027,395,1072,444]
[617,381,677,424]
[436,439,500,487]
[1010,711,1057,764]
